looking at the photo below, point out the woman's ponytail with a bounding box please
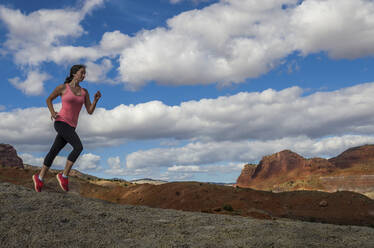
[64,75,74,84]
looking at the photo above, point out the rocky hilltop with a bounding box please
[329,145,374,169]
[0,144,23,168]
[236,145,374,198]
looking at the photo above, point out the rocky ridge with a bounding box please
[236,145,374,198]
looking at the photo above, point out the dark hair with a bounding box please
[64,64,86,84]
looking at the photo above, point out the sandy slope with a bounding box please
[1,182,373,248]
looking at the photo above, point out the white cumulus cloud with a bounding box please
[168,165,207,172]
[9,71,50,96]
[0,0,105,65]
[291,0,374,59]
[125,135,374,169]
[169,0,216,5]
[3,82,374,153]
[75,153,102,171]
[20,153,65,168]
[0,0,108,95]
[105,156,127,175]
[78,82,374,143]
[2,0,374,90]
[117,0,374,88]
[85,59,114,83]
[105,155,153,178]
[20,152,101,171]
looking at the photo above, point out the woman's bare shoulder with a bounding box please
[82,88,89,95]
[55,84,66,89]
[55,84,67,95]
[47,84,66,99]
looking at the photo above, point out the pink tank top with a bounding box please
[55,84,86,128]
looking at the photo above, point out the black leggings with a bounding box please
[43,121,83,168]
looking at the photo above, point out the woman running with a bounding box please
[32,64,101,192]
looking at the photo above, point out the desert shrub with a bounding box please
[223,204,233,211]
[308,217,317,222]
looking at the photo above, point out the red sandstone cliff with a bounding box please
[236,164,256,186]
[236,145,374,198]
[328,144,374,169]
[0,144,23,169]
[251,150,335,180]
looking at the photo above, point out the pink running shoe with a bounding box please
[56,173,69,192]
[32,174,43,192]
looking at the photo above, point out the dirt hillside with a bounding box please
[1,182,374,248]
[1,166,373,227]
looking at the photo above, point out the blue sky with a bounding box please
[1,0,374,183]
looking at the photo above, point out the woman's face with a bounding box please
[74,68,86,82]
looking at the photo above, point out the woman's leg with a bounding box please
[54,122,83,177]
[63,160,74,177]
[39,165,49,179]
[33,124,68,192]
[41,133,67,179]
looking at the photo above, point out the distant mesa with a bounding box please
[238,149,335,183]
[0,144,23,169]
[130,178,168,185]
[236,145,374,199]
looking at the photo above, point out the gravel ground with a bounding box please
[1,182,373,248]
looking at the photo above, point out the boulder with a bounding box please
[0,144,24,168]
[319,200,328,207]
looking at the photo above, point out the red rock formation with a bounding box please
[329,144,374,168]
[320,175,374,195]
[252,150,307,179]
[236,164,256,186]
[236,150,335,188]
[235,145,374,198]
[0,144,23,169]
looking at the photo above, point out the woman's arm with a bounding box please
[84,89,101,115]
[46,84,64,120]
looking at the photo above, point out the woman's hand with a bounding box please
[50,111,59,121]
[94,91,101,102]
